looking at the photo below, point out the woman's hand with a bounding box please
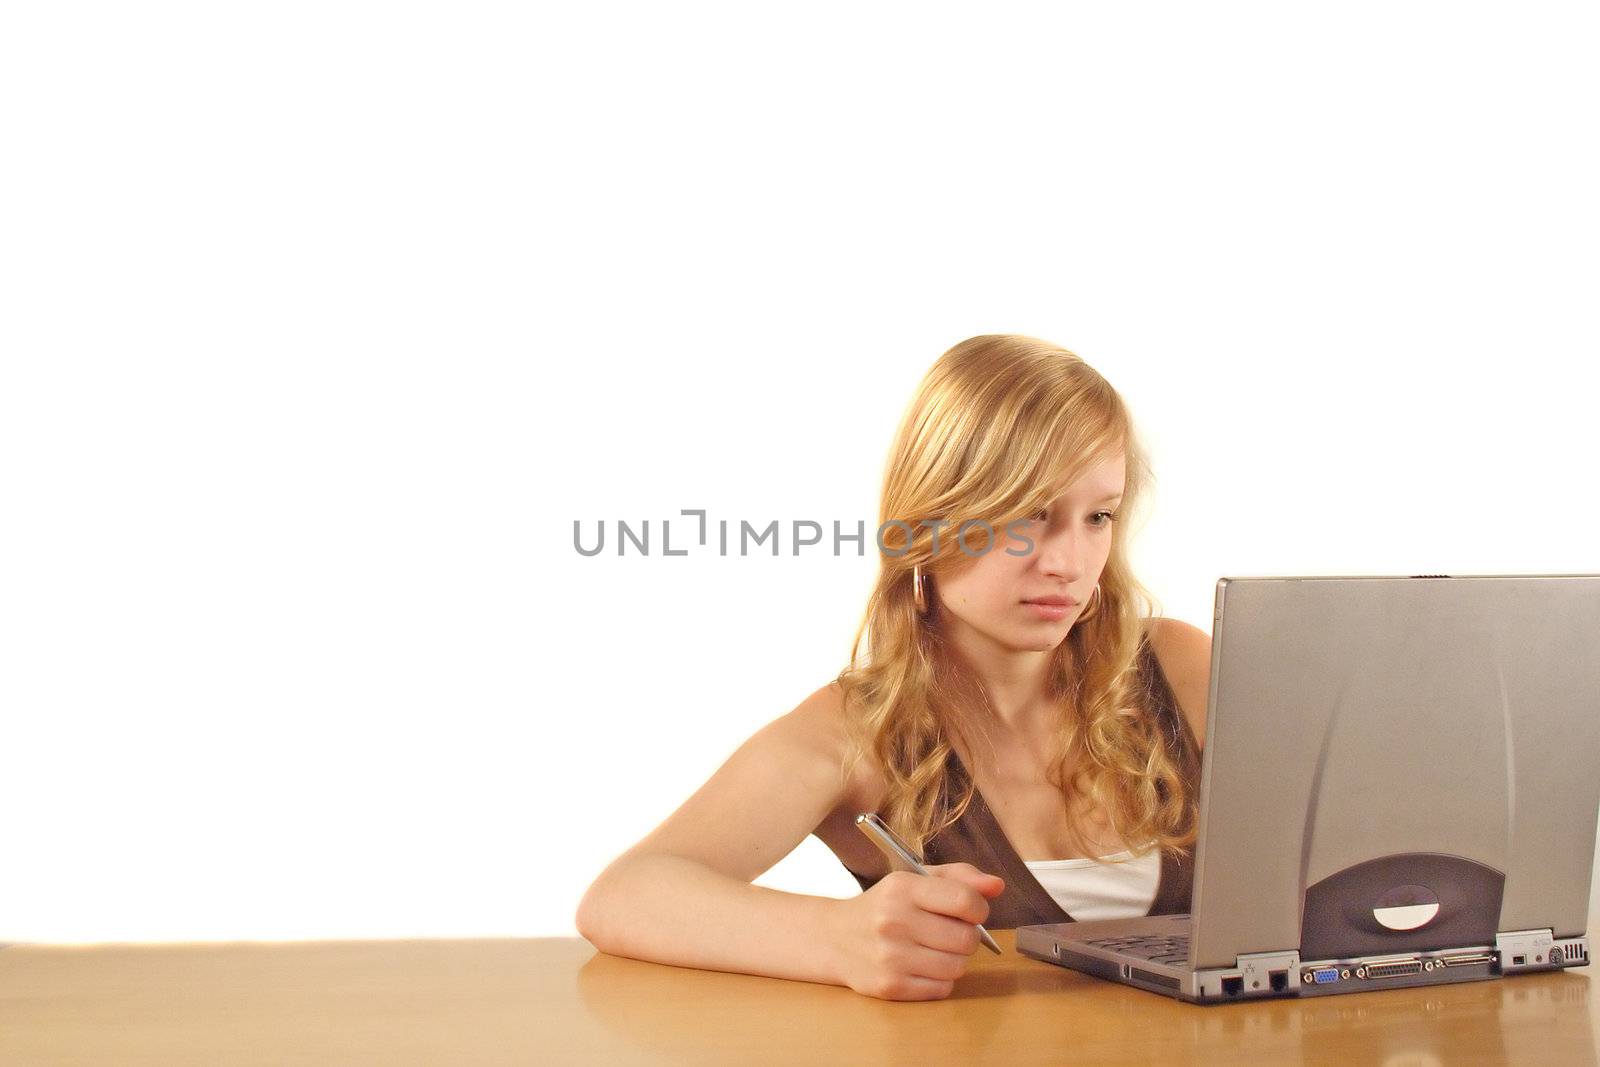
[825,862,1006,1001]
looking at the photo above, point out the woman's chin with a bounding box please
[1012,627,1068,651]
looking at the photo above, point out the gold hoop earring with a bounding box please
[1077,582,1102,622]
[913,564,928,614]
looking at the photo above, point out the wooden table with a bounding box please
[2,932,1595,1065]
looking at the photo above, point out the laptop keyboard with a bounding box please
[1084,934,1191,965]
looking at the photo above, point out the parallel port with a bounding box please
[1363,958,1423,979]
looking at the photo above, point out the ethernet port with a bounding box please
[1222,975,1244,996]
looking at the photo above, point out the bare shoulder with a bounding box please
[761,680,851,789]
[780,680,848,758]
[778,677,840,728]
[581,680,869,893]
[1141,616,1212,748]
[783,679,884,814]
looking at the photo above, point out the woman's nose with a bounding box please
[1035,530,1087,579]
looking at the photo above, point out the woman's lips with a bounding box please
[1022,597,1078,620]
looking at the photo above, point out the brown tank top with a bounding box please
[843,635,1200,929]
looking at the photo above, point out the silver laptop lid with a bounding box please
[1190,574,1600,970]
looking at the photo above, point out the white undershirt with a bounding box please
[1022,844,1161,922]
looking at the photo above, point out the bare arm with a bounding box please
[576,854,846,985]
[574,683,854,986]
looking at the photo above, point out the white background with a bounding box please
[2,2,1597,943]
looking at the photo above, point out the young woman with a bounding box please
[576,334,1213,1001]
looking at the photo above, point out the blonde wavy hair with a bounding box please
[834,334,1199,864]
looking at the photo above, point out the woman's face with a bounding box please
[932,452,1125,653]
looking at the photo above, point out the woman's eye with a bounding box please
[1029,509,1116,526]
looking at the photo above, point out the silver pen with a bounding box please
[855,812,1003,954]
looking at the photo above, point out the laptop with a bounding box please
[1017,573,1600,1003]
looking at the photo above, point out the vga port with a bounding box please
[1311,967,1340,984]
